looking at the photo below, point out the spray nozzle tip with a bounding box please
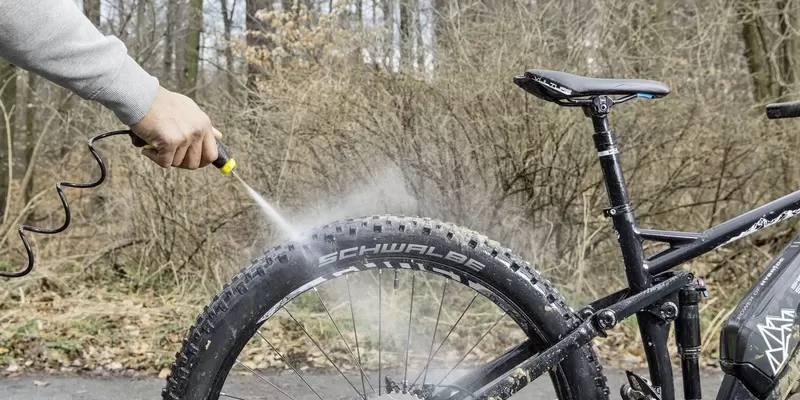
[220,158,236,175]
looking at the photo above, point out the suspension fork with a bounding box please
[587,96,675,400]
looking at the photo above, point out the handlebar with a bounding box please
[766,101,800,119]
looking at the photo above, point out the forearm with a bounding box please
[0,0,159,125]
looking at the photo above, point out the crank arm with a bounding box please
[449,271,692,400]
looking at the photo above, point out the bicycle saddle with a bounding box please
[514,69,671,102]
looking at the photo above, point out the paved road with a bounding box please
[0,369,726,399]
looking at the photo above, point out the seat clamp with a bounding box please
[591,95,613,115]
[604,203,633,218]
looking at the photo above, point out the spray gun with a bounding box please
[128,131,237,175]
[129,133,289,233]
[0,129,241,279]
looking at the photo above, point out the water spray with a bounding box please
[0,129,283,279]
[230,171,296,238]
[135,133,296,240]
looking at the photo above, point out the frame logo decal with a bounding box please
[724,209,800,245]
[318,244,485,272]
[257,260,503,324]
[757,309,796,374]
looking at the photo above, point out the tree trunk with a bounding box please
[23,73,36,223]
[84,0,102,26]
[353,0,363,65]
[87,0,113,209]
[183,0,203,96]
[738,0,776,102]
[246,0,273,91]
[433,0,446,72]
[279,0,293,71]
[417,0,433,76]
[0,61,16,220]
[779,0,797,100]
[400,0,412,70]
[382,0,391,69]
[164,0,176,80]
[392,0,401,71]
[134,0,148,60]
[221,0,235,93]
[117,0,129,41]
[174,1,187,86]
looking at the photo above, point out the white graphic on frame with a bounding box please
[724,209,800,246]
[757,309,796,374]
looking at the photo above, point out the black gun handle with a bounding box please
[128,130,235,174]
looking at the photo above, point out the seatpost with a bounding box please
[585,96,676,400]
[585,96,652,292]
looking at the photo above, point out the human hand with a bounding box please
[129,86,222,169]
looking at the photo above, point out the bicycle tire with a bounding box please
[161,215,610,400]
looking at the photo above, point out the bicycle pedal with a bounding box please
[621,371,661,400]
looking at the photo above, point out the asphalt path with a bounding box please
[0,368,727,399]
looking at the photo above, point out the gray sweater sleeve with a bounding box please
[0,0,159,125]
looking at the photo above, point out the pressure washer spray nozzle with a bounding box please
[211,141,236,175]
[128,131,236,175]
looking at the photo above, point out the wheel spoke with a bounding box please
[313,287,375,394]
[256,331,324,400]
[422,279,448,386]
[403,271,417,391]
[283,307,364,399]
[437,313,507,386]
[346,275,374,396]
[222,262,535,400]
[235,358,295,400]
[411,293,480,385]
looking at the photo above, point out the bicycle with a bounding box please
[153,69,800,400]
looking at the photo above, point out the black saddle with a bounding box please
[514,69,670,103]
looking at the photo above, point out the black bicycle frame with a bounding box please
[434,95,800,400]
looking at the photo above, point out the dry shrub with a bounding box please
[235,0,800,361]
[3,0,800,371]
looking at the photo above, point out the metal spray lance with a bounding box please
[130,132,277,229]
[129,132,280,227]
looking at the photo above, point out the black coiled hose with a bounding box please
[0,129,131,278]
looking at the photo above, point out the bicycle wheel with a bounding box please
[162,216,609,400]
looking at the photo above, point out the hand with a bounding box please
[130,86,222,169]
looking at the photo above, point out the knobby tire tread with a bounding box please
[161,215,610,400]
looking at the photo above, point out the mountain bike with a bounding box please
[160,69,800,400]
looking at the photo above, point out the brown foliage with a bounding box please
[4,0,800,371]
